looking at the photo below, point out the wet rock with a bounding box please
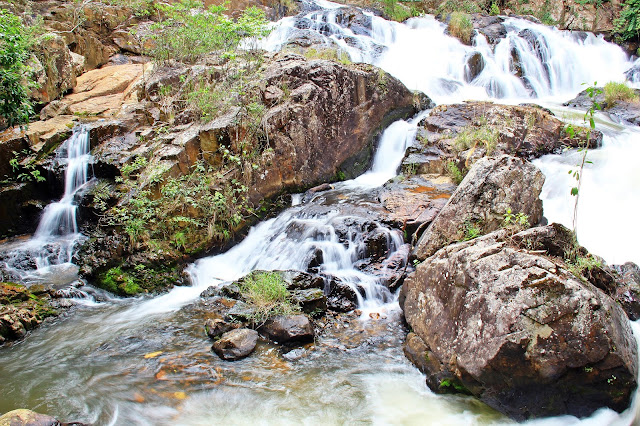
[326,276,358,312]
[212,328,258,361]
[259,314,314,344]
[414,155,544,260]
[472,15,506,45]
[401,226,638,420]
[564,87,640,127]
[0,409,61,426]
[464,52,484,82]
[204,318,235,339]
[291,288,327,316]
[224,301,257,323]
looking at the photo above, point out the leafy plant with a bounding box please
[566,82,601,234]
[446,160,466,184]
[461,218,481,241]
[490,2,500,15]
[454,118,499,160]
[7,150,45,183]
[0,10,35,127]
[603,81,639,106]
[614,0,640,41]
[502,208,530,231]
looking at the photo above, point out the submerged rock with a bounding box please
[204,318,235,339]
[0,409,60,426]
[212,328,259,361]
[259,314,315,344]
[401,225,638,420]
[414,155,544,260]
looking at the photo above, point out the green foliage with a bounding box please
[0,9,35,127]
[448,12,474,44]
[439,378,472,395]
[603,81,639,106]
[490,2,500,15]
[382,0,413,22]
[146,1,270,65]
[5,150,45,183]
[566,82,601,233]
[238,271,300,323]
[566,253,602,280]
[100,267,143,295]
[446,160,466,184]
[436,0,482,14]
[106,158,251,252]
[614,0,640,41]
[502,208,530,232]
[461,218,481,241]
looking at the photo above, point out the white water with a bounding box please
[3,1,640,424]
[1,127,92,281]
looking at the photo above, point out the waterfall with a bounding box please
[1,127,92,279]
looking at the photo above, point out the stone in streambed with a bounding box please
[259,314,314,344]
[212,328,258,361]
[204,318,234,339]
[0,409,60,426]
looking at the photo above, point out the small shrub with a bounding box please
[454,120,499,155]
[490,2,500,15]
[460,218,481,241]
[382,0,412,22]
[603,81,639,107]
[502,208,530,232]
[614,0,640,41]
[448,12,473,45]
[238,271,299,323]
[446,160,466,184]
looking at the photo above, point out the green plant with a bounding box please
[0,10,35,127]
[615,0,640,41]
[7,150,45,182]
[145,1,270,65]
[439,378,472,394]
[566,82,601,234]
[382,0,412,22]
[461,218,481,241]
[490,2,500,15]
[566,253,602,280]
[603,81,639,106]
[446,160,466,184]
[238,271,299,323]
[502,208,530,231]
[448,12,473,44]
[454,119,499,158]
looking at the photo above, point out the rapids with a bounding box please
[1,1,640,424]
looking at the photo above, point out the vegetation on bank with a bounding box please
[0,9,42,128]
[603,81,639,106]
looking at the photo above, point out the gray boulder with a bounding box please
[259,314,314,344]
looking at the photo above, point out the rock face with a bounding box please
[414,155,545,260]
[259,314,315,344]
[0,409,60,426]
[401,225,638,420]
[255,53,430,199]
[212,328,259,361]
[30,34,77,104]
[0,282,57,345]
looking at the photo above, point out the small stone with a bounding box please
[212,328,258,361]
[204,318,234,339]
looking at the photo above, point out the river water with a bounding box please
[1,1,640,424]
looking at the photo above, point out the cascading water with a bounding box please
[1,127,92,281]
[2,1,640,424]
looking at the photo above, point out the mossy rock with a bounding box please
[95,264,185,296]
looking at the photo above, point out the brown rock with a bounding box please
[259,314,314,344]
[29,33,77,104]
[0,409,60,426]
[401,225,638,420]
[414,155,544,260]
[204,318,234,339]
[212,328,259,361]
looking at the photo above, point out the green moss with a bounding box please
[99,267,143,296]
[439,378,473,395]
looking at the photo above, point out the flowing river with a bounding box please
[1,1,640,424]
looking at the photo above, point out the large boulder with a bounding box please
[212,328,259,361]
[414,155,544,260]
[401,225,638,420]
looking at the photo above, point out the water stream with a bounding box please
[2,1,640,424]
